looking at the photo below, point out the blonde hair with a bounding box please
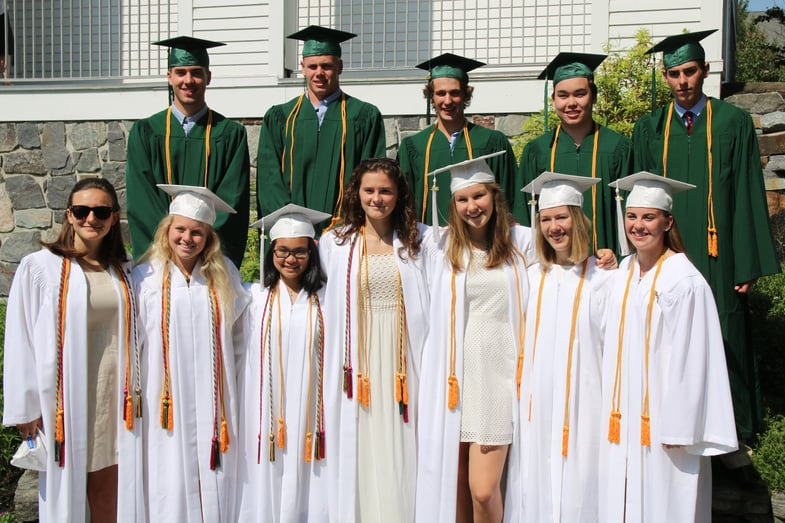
[141,214,236,318]
[535,205,592,270]
[446,183,517,271]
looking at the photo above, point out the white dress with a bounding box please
[2,249,144,523]
[598,253,737,523]
[460,249,515,445]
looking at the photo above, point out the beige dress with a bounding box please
[84,267,119,472]
[355,253,416,523]
[460,249,515,445]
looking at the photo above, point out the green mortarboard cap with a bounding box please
[154,36,225,68]
[538,52,606,85]
[646,29,716,69]
[416,53,485,83]
[288,25,356,58]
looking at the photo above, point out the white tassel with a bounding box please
[616,188,630,256]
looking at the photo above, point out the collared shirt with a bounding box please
[448,129,463,153]
[674,95,707,123]
[312,89,342,127]
[171,103,209,137]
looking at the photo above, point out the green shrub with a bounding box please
[240,229,261,283]
[0,512,19,523]
[749,267,785,416]
[753,414,785,492]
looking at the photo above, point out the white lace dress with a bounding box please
[460,249,516,445]
[355,253,416,522]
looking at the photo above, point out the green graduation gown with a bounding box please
[256,91,385,234]
[518,124,632,253]
[126,107,251,267]
[633,98,781,438]
[397,123,521,226]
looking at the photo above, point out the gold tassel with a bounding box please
[395,372,403,403]
[269,433,275,462]
[516,351,523,399]
[135,391,143,419]
[55,408,65,443]
[363,375,370,407]
[562,425,569,457]
[278,417,286,449]
[641,415,651,447]
[447,374,459,410]
[220,419,230,452]
[167,398,174,430]
[125,395,134,430]
[402,374,409,405]
[608,410,621,443]
[708,228,718,258]
[357,373,364,405]
[305,432,312,463]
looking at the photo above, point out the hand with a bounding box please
[735,279,757,294]
[596,249,618,270]
[16,417,43,439]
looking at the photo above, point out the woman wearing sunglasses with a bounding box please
[3,177,143,522]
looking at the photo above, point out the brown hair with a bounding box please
[535,206,592,270]
[423,79,474,109]
[446,183,517,271]
[42,177,127,265]
[623,211,687,255]
[335,157,421,258]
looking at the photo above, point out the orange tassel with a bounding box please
[395,372,403,403]
[305,432,313,463]
[357,373,364,404]
[447,375,459,410]
[516,351,523,399]
[562,425,570,457]
[363,375,370,407]
[278,417,286,449]
[708,228,718,258]
[167,399,174,430]
[402,375,409,406]
[125,395,134,431]
[608,410,621,443]
[220,419,230,452]
[55,408,65,443]
[641,415,651,447]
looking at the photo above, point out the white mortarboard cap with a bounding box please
[157,184,236,226]
[426,150,505,241]
[608,171,695,213]
[250,203,332,241]
[522,171,600,229]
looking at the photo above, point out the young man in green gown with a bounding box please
[397,54,521,226]
[632,31,780,440]
[518,53,632,253]
[125,36,251,267]
[256,26,385,234]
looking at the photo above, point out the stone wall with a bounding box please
[0,113,528,297]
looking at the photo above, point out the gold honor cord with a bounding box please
[662,101,717,257]
[54,257,71,466]
[116,265,142,430]
[561,259,589,457]
[165,106,213,188]
[422,124,474,223]
[550,124,601,251]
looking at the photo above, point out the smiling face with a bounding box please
[66,188,119,252]
[301,54,343,101]
[453,183,495,238]
[625,207,673,255]
[167,65,211,116]
[359,169,399,225]
[539,205,574,263]
[552,76,594,128]
[168,214,209,274]
[271,236,310,288]
[663,60,708,110]
[431,77,467,127]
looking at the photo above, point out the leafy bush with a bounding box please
[753,414,785,492]
[240,229,261,283]
[736,0,785,82]
[749,267,785,416]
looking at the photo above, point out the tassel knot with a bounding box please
[447,374,459,410]
[220,419,230,452]
[708,227,718,258]
[124,395,134,430]
[305,432,313,463]
[362,375,370,407]
[395,372,403,403]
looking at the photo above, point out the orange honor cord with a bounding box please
[257,290,273,464]
[641,251,667,447]
[358,229,371,408]
[165,107,213,189]
[422,124,474,224]
[267,286,282,462]
[608,257,636,443]
[116,265,141,430]
[160,266,174,431]
[283,94,305,187]
[512,261,526,400]
[562,260,589,457]
[662,103,674,177]
[527,271,547,421]
[202,110,213,187]
[447,271,460,410]
[208,281,228,469]
[54,257,71,466]
[396,273,410,422]
[325,93,349,232]
[276,289,286,450]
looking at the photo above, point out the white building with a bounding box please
[1,0,723,121]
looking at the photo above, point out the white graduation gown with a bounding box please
[2,249,144,523]
[415,225,532,523]
[318,226,430,523]
[504,257,614,523]
[237,281,328,522]
[598,253,737,523]
[133,257,249,523]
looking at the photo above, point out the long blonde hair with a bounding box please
[535,205,592,270]
[446,182,517,271]
[141,214,236,318]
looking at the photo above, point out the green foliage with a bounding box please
[594,29,672,137]
[240,230,261,283]
[0,512,20,523]
[753,414,785,492]
[749,266,785,415]
[736,0,785,82]
[511,110,561,162]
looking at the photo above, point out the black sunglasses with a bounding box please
[69,205,114,220]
